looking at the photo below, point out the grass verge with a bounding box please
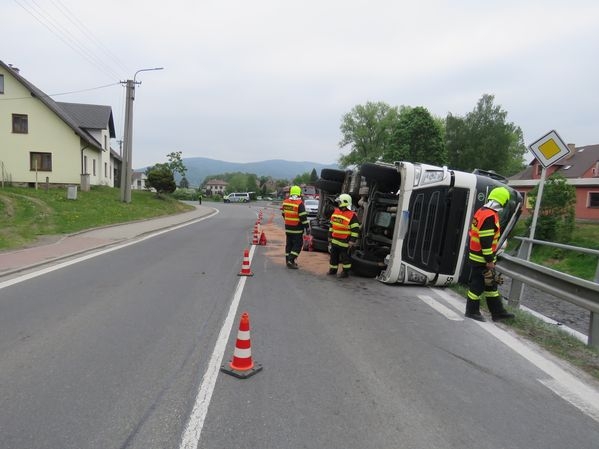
[451,283,599,382]
[0,186,193,251]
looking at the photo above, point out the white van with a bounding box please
[223,192,250,203]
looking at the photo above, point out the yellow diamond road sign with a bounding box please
[528,130,570,168]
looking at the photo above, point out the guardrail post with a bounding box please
[590,312,599,350]
[507,239,532,308]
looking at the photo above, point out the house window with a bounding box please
[104,162,108,177]
[589,192,599,208]
[30,152,52,171]
[12,114,28,133]
[92,159,96,176]
[0,74,4,94]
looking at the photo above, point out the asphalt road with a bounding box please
[0,203,597,449]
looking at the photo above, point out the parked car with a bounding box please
[223,192,250,203]
[304,199,319,217]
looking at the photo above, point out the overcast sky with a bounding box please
[4,0,599,168]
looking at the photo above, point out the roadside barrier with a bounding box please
[221,312,262,379]
[238,248,254,276]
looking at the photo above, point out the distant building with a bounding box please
[205,179,228,196]
[509,143,599,221]
[131,172,148,190]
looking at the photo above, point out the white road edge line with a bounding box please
[418,294,463,321]
[430,287,599,424]
[0,211,219,290]
[179,245,255,449]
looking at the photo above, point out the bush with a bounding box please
[171,188,197,200]
[146,164,176,195]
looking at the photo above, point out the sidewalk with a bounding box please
[0,205,215,278]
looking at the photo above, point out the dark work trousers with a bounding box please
[285,232,304,262]
[468,263,499,299]
[329,242,351,271]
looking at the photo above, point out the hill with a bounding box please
[138,157,339,186]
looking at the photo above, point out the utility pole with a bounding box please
[119,67,164,203]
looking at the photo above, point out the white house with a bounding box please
[0,60,121,189]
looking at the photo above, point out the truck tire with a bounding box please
[310,223,329,241]
[320,168,347,183]
[315,179,343,194]
[359,163,401,192]
[349,249,386,278]
[311,238,329,253]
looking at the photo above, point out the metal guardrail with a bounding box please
[496,237,599,349]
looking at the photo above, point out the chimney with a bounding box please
[566,143,576,159]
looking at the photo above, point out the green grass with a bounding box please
[508,221,599,281]
[451,284,599,382]
[0,186,193,251]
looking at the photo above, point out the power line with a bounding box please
[0,82,121,101]
[12,0,123,80]
[48,0,130,74]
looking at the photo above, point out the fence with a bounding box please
[496,237,599,349]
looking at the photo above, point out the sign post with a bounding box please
[526,130,571,252]
[507,130,571,308]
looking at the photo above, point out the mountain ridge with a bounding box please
[140,157,339,186]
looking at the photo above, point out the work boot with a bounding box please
[465,298,486,322]
[287,258,298,269]
[338,270,349,279]
[486,297,515,321]
[327,269,337,275]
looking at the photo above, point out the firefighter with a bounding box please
[465,186,515,322]
[328,193,360,278]
[281,185,310,269]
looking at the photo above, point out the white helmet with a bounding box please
[336,193,352,208]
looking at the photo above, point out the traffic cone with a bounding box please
[238,248,254,276]
[221,312,263,379]
[259,231,267,245]
[252,226,260,245]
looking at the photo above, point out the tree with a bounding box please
[293,171,314,185]
[382,106,447,165]
[179,176,189,188]
[310,168,318,183]
[445,94,526,176]
[166,151,188,179]
[145,163,176,195]
[525,173,576,242]
[338,101,399,167]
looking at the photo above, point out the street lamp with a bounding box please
[120,67,164,203]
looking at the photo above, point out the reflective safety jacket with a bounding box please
[329,207,360,248]
[281,197,309,234]
[469,206,500,265]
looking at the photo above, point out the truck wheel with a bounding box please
[320,168,347,183]
[350,249,386,278]
[310,223,329,241]
[315,179,343,194]
[310,238,329,253]
[360,163,401,192]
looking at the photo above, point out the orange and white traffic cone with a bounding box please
[259,231,267,246]
[251,225,259,245]
[238,248,254,276]
[221,312,262,379]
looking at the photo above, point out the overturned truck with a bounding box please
[309,161,523,286]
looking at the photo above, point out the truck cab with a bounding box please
[316,162,522,286]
